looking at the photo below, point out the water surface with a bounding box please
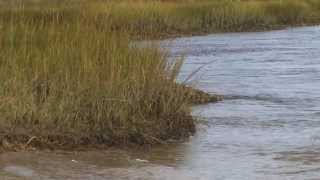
[1,26,320,180]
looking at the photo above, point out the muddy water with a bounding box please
[1,26,320,179]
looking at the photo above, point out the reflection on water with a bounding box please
[1,26,320,179]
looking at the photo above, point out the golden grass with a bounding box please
[82,0,320,39]
[0,4,201,150]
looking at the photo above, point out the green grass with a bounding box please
[0,0,319,151]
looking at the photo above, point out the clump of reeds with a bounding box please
[0,4,211,149]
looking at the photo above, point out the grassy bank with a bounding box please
[0,2,222,151]
[3,0,320,39]
[1,0,319,151]
[85,0,320,39]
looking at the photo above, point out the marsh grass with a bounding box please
[0,0,319,150]
[81,0,320,39]
[0,5,207,150]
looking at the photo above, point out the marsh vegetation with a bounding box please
[0,0,320,151]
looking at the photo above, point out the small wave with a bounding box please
[313,112,320,116]
[223,94,287,104]
[224,94,318,108]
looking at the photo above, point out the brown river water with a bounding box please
[1,26,320,180]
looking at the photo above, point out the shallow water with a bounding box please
[1,26,320,179]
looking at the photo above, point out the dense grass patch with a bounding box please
[0,5,209,151]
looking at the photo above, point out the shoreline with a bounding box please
[1,23,320,153]
[1,22,320,153]
[1,0,320,152]
[137,22,320,41]
[0,87,222,153]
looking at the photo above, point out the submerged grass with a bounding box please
[0,0,319,151]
